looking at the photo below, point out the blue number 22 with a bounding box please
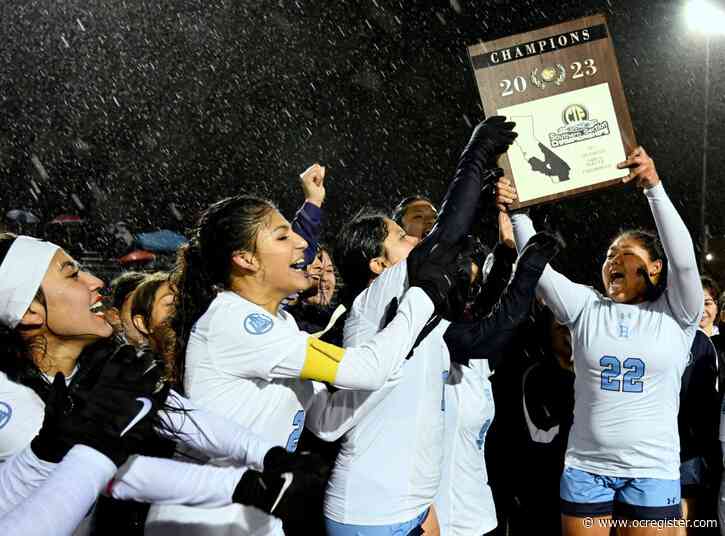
[285,410,305,452]
[599,356,645,393]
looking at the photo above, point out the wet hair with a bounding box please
[110,271,146,310]
[613,229,668,301]
[170,195,275,391]
[701,275,721,312]
[130,272,172,331]
[392,195,435,226]
[0,233,49,383]
[333,210,389,306]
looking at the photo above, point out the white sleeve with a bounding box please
[332,287,434,390]
[157,390,275,468]
[303,381,396,442]
[511,213,594,326]
[0,445,116,536]
[0,445,57,515]
[208,279,432,391]
[109,455,246,508]
[645,183,703,328]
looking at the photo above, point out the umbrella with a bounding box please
[6,209,39,224]
[49,215,83,225]
[118,250,156,265]
[135,230,186,253]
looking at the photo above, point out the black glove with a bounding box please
[263,446,329,479]
[72,345,169,466]
[31,373,75,463]
[233,450,328,536]
[459,116,517,169]
[516,232,563,274]
[407,240,465,311]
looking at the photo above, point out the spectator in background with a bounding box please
[129,272,177,380]
[487,303,575,536]
[700,277,721,338]
[678,276,720,535]
[392,195,437,239]
[105,271,147,346]
[288,245,346,339]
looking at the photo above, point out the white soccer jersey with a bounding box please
[148,292,315,536]
[148,285,435,535]
[435,360,497,536]
[512,183,703,480]
[323,260,450,525]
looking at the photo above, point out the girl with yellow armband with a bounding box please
[145,195,461,536]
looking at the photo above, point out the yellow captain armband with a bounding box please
[299,337,346,383]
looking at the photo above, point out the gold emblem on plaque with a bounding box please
[531,64,566,89]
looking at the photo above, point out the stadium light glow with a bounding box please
[705,252,714,261]
[686,0,725,34]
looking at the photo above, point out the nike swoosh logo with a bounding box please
[270,472,294,514]
[120,397,152,437]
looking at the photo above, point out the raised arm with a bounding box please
[292,163,326,266]
[495,176,593,326]
[444,232,561,363]
[617,147,702,326]
[412,117,517,259]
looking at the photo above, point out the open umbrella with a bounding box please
[6,209,39,224]
[135,230,186,253]
[118,250,156,266]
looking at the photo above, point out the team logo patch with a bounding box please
[0,402,12,430]
[244,313,273,335]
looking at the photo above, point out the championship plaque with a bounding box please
[468,15,636,208]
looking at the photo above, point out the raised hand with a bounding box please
[617,146,660,190]
[299,163,326,207]
[494,176,518,212]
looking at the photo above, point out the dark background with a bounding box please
[1,0,724,287]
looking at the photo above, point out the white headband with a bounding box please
[0,236,60,328]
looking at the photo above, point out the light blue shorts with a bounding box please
[325,508,428,536]
[560,466,681,520]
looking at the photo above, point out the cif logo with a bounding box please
[563,104,588,124]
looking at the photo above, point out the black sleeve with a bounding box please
[472,242,517,317]
[409,137,501,262]
[443,259,540,367]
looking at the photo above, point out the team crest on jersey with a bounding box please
[244,313,273,335]
[0,402,12,430]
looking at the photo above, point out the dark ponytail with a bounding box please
[617,229,669,302]
[170,196,275,391]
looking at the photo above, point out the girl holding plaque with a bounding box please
[496,147,702,534]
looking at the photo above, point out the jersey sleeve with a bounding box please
[0,445,57,516]
[109,455,246,508]
[156,390,276,468]
[645,183,703,329]
[511,213,595,326]
[291,201,323,266]
[0,445,116,536]
[0,375,44,461]
[303,380,398,442]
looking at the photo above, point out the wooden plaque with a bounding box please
[468,14,636,208]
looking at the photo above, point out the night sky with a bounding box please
[1,0,723,286]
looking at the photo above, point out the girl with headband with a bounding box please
[0,233,329,533]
